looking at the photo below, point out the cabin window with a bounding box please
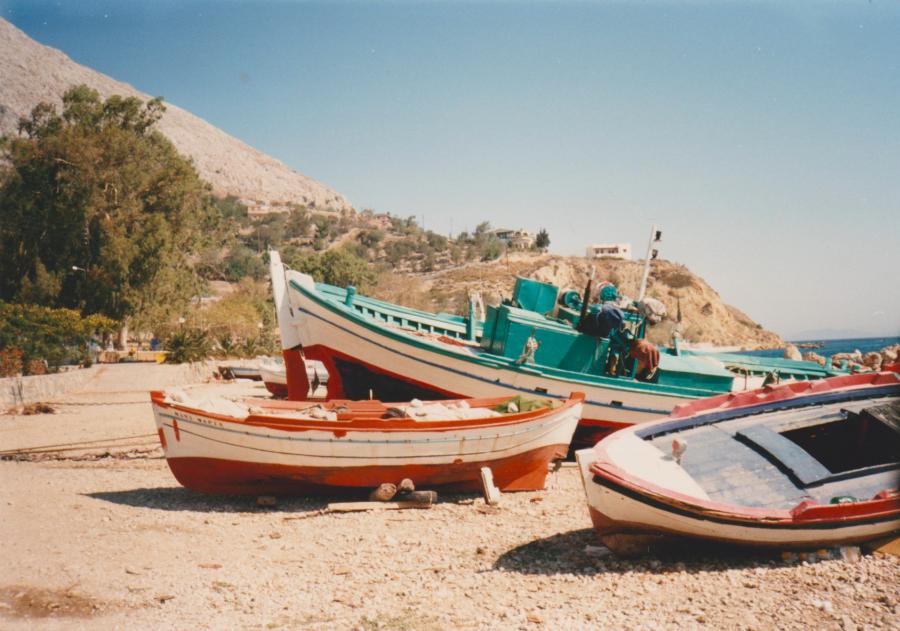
[779,402,900,474]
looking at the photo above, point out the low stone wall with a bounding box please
[0,366,100,408]
[0,358,268,409]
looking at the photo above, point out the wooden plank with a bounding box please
[480,467,501,506]
[868,536,900,558]
[736,425,832,486]
[325,500,434,513]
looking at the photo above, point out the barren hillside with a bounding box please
[372,253,783,349]
[0,18,351,210]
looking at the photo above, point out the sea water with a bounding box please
[748,336,900,359]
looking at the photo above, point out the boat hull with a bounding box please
[163,445,564,495]
[578,454,900,550]
[218,366,262,381]
[281,274,696,447]
[576,374,900,552]
[259,365,287,398]
[151,392,582,495]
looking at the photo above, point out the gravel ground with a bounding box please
[1,365,898,630]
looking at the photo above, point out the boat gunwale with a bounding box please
[149,390,584,434]
[289,277,731,401]
[639,373,900,440]
[580,375,900,528]
[315,282,476,334]
[586,458,900,529]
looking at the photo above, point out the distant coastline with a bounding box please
[749,336,900,359]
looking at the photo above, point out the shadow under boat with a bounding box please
[492,528,819,576]
[84,487,330,514]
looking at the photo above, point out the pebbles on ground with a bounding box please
[0,365,897,629]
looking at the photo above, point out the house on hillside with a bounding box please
[586,243,632,260]
[242,199,293,219]
[491,228,535,250]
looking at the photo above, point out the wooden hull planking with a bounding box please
[151,392,583,495]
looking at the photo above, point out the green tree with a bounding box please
[357,229,384,249]
[0,302,116,371]
[535,228,550,250]
[284,207,312,239]
[425,231,448,250]
[0,85,217,334]
[213,195,249,223]
[290,248,377,290]
[222,245,266,281]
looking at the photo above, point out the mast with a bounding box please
[637,225,662,301]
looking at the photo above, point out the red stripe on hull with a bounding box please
[264,381,288,398]
[163,443,567,495]
[587,507,899,551]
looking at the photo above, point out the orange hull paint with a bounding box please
[164,443,567,496]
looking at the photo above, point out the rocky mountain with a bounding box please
[0,18,351,211]
[372,253,783,349]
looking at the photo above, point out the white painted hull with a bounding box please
[575,373,900,549]
[576,447,900,547]
[150,392,583,494]
[282,271,694,439]
[258,365,286,386]
[153,401,579,467]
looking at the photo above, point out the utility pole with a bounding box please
[637,225,662,301]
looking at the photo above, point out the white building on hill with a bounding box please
[586,243,632,260]
[491,228,535,250]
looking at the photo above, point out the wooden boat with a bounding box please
[268,251,846,448]
[576,372,900,552]
[259,358,330,399]
[150,389,584,495]
[258,359,288,397]
[218,365,262,381]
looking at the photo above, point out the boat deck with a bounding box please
[646,396,900,509]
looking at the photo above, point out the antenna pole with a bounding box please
[637,224,660,301]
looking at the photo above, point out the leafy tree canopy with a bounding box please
[289,248,377,290]
[0,301,116,371]
[535,228,550,250]
[0,85,218,325]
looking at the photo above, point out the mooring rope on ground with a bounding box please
[0,432,158,457]
[1,440,159,457]
[42,400,151,406]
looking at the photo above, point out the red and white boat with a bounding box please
[576,372,900,552]
[151,389,583,495]
[267,251,748,448]
[259,358,329,399]
[258,359,287,397]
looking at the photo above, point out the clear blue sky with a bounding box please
[3,0,899,339]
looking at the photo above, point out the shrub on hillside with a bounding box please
[284,208,313,239]
[223,245,267,281]
[385,241,415,266]
[659,268,696,289]
[357,229,385,249]
[480,239,505,261]
[290,248,376,290]
[213,196,251,223]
